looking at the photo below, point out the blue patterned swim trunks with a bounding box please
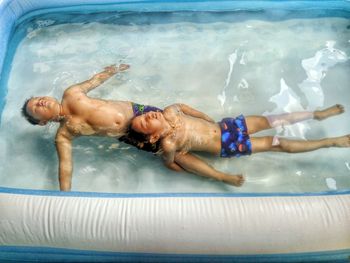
[219,115,252,158]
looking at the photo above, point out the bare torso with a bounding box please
[60,89,134,138]
[163,106,221,155]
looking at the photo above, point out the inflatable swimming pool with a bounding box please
[1,0,350,262]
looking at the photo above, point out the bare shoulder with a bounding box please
[164,104,181,112]
[163,104,182,117]
[55,124,74,142]
[62,86,88,105]
[64,85,86,97]
[161,137,177,153]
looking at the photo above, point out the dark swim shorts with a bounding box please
[219,115,252,158]
[132,102,162,117]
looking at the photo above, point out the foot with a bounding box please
[223,174,245,187]
[314,104,345,121]
[332,135,350,147]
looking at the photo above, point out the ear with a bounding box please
[149,134,160,144]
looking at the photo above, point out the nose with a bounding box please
[37,98,47,107]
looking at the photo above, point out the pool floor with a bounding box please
[0,11,349,193]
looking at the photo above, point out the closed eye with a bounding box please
[32,104,38,113]
[141,119,147,129]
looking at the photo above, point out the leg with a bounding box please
[174,153,244,186]
[314,104,344,120]
[250,135,350,154]
[245,116,272,134]
[245,104,345,134]
[246,112,314,134]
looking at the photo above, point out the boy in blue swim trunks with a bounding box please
[131,104,349,186]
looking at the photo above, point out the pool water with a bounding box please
[0,10,349,193]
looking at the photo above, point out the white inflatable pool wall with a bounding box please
[1,188,350,262]
[0,0,350,262]
[1,190,350,254]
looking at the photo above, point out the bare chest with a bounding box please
[65,118,96,136]
[64,99,132,137]
[64,112,127,137]
[175,118,221,153]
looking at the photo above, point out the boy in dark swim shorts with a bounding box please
[130,103,349,187]
[219,115,252,158]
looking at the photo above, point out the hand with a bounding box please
[104,65,118,74]
[118,64,130,71]
[224,174,245,187]
[104,64,130,74]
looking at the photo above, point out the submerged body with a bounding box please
[25,65,140,191]
[163,106,222,154]
[132,103,350,186]
[154,107,251,157]
[23,65,226,191]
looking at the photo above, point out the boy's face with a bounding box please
[132,111,165,136]
[26,96,60,125]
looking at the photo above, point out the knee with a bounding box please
[258,136,275,151]
[278,138,294,153]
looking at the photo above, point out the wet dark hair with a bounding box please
[21,98,40,125]
[119,127,160,153]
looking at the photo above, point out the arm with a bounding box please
[174,153,244,186]
[168,152,219,174]
[167,161,185,172]
[161,139,184,171]
[68,64,130,94]
[174,153,222,180]
[170,103,215,123]
[55,127,74,191]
